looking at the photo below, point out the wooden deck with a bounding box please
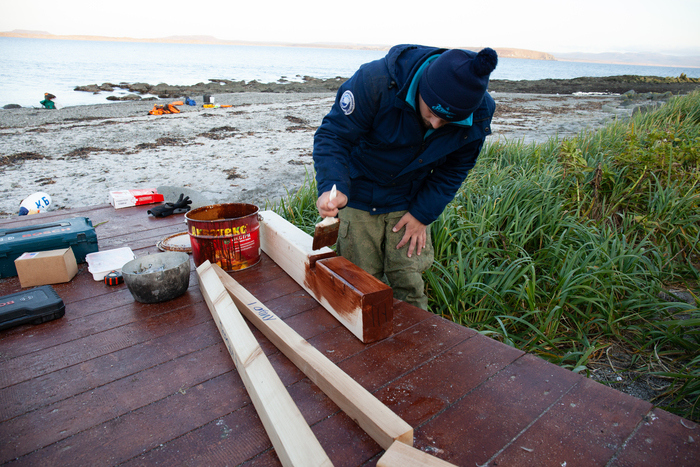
[1,204,697,466]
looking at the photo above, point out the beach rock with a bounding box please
[76,75,700,99]
[3,104,21,109]
[74,84,103,94]
[106,94,143,101]
[488,75,699,95]
[129,83,151,93]
[594,88,679,120]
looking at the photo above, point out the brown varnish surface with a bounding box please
[305,256,393,343]
[0,205,697,466]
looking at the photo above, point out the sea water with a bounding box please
[1,37,698,108]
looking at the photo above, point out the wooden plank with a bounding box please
[611,408,700,466]
[1,342,235,463]
[377,441,458,467]
[196,260,331,467]
[0,300,212,389]
[12,369,252,466]
[490,377,651,466]
[412,353,582,466]
[0,320,221,423]
[213,263,414,451]
[258,210,393,343]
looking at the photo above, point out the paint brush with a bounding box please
[312,184,340,250]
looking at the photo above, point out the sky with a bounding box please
[1,0,699,56]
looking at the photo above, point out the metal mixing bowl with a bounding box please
[121,252,190,304]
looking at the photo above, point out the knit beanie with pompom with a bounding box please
[419,47,498,122]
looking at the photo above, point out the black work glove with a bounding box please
[148,194,192,217]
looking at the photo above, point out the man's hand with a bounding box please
[316,188,347,218]
[393,212,427,258]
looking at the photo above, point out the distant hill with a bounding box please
[7,30,696,67]
[554,52,700,69]
[7,29,52,35]
[0,30,553,61]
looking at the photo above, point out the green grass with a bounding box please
[268,90,700,421]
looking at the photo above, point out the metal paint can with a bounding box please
[185,203,260,271]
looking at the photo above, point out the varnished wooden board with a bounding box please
[258,210,393,343]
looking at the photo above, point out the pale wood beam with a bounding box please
[213,263,413,450]
[377,441,458,467]
[196,260,332,467]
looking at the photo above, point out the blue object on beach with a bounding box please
[185,97,196,106]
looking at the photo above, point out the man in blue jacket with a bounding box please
[313,44,497,310]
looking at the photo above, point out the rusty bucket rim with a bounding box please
[185,202,259,224]
[185,202,261,272]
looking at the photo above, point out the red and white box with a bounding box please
[109,189,164,209]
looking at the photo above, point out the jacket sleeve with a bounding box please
[313,63,383,198]
[408,139,484,225]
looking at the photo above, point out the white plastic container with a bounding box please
[86,247,135,281]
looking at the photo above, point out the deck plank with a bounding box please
[0,320,221,423]
[0,300,211,389]
[373,333,525,427]
[0,206,697,466]
[412,354,583,465]
[492,377,653,466]
[610,407,700,466]
[2,342,235,463]
[0,280,203,358]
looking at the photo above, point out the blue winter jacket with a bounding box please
[313,44,496,226]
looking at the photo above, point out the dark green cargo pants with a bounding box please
[337,207,434,310]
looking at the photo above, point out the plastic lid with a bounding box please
[86,247,135,278]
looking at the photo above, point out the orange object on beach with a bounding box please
[171,101,184,106]
[148,103,181,115]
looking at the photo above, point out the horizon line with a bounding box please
[2,30,699,69]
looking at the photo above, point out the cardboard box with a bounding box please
[15,247,78,288]
[109,189,164,209]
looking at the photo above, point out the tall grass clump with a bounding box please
[272,91,700,421]
[265,169,320,236]
[428,90,700,420]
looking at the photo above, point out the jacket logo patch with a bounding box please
[340,90,355,115]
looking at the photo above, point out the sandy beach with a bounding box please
[1,91,623,218]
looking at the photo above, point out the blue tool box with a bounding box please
[0,285,65,331]
[0,217,99,278]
